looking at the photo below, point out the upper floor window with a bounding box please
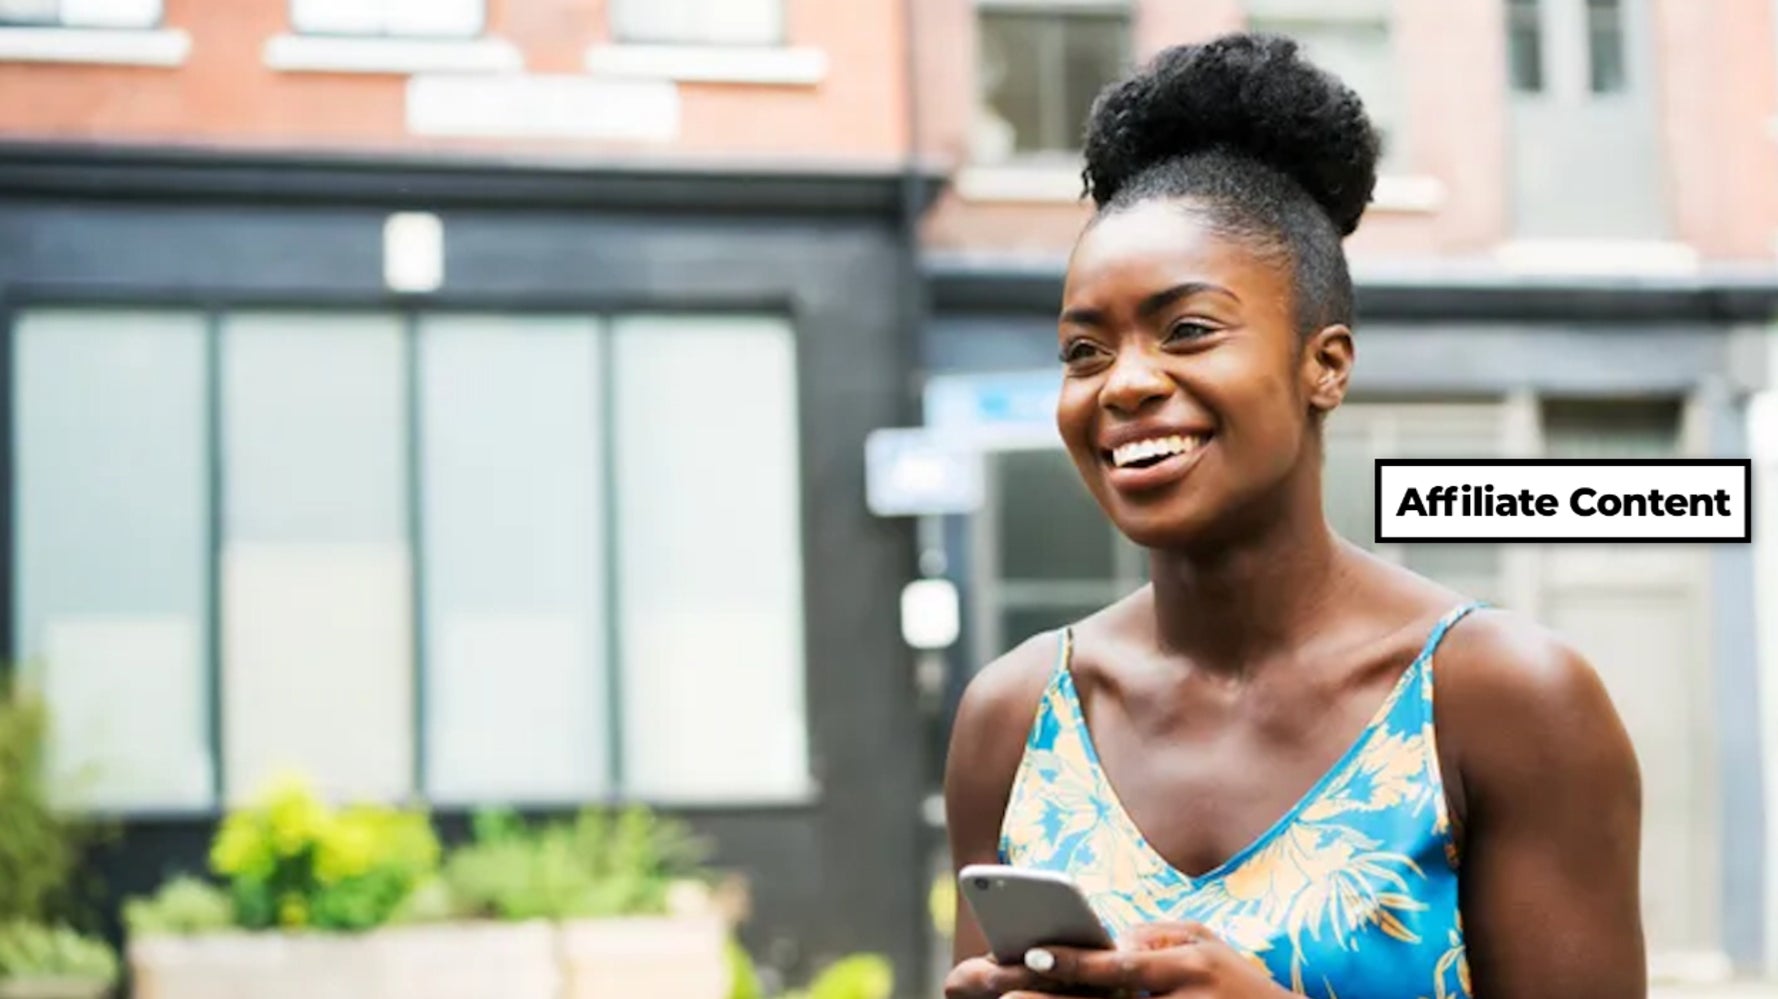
[611,0,782,46]
[0,0,159,28]
[1245,0,1405,172]
[1507,0,1631,100]
[1507,0,1544,92]
[973,1,1131,164]
[1585,0,1626,94]
[290,0,482,38]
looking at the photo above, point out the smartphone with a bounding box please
[958,864,1115,965]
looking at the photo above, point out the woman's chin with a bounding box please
[1106,502,1224,552]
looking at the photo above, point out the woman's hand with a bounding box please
[1005,922,1291,998]
[944,953,1047,999]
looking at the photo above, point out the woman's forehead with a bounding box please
[1064,202,1283,308]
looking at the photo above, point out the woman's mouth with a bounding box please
[1100,433,1210,492]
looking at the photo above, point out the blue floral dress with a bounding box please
[999,601,1483,998]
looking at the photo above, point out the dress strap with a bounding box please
[1415,599,1487,675]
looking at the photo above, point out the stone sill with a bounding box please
[264,33,522,75]
[0,26,189,66]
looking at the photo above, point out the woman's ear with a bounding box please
[1302,324,1354,415]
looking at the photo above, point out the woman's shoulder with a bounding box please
[942,629,1068,854]
[1431,605,1638,817]
[951,629,1066,756]
[1433,605,1609,718]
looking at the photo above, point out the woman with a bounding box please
[942,33,1644,999]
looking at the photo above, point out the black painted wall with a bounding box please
[0,147,931,994]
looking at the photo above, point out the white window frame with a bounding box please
[268,0,520,75]
[970,0,1132,172]
[608,0,785,48]
[960,0,1446,213]
[288,0,486,39]
[1512,0,1641,105]
[0,0,160,29]
[0,0,187,66]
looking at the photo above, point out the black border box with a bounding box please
[1373,457,1753,544]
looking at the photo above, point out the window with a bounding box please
[13,311,212,810]
[1247,0,1405,170]
[974,5,1130,163]
[419,316,610,806]
[1323,401,1510,604]
[0,0,159,28]
[612,316,807,802]
[981,448,1144,660]
[12,308,809,812]
[1543,398,1680,457]
[1507,0,1543,93]
[1585,0,1626,94]
[611,0,782,46]
[220,314,413,805]
[290,0,482,38]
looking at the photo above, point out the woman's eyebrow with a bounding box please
[1059,281,1236,328]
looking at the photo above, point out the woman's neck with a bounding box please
[1147,500,1349,678]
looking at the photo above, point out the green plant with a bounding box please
[121,876,234,937]
[0,921,118,985]
[441,806,710,922]
[386,875,455,926]
[785,953,893,999]
[726,938,762,999]
[209,772,440,932]
[0,683,95,926]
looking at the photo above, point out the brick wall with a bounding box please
[0,0,911,162]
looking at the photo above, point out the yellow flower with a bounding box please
[211,814,271,878]
[315,816,376,885]
[278,895,309,929]
[263,777,329,857]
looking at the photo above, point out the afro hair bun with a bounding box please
[1081,32,1382,236]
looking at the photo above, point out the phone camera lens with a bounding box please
[973,877,990,891]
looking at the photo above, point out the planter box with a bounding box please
[557,915,728,999]
[128,916,728,999]
[129,921,557,999]
[0,979,110,999]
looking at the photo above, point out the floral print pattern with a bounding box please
[999,602,1482,999]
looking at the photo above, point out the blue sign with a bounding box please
[924,371,1061,443]
[864,428,984,517]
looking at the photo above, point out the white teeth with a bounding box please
[1111,434,1203,468]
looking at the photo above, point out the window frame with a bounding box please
[972,0,1133,165]
[1506,0,1545,94]
[1510,0,1642,104]
[1583,0,1627,95]
[970,441,1147,669]
[608,0,787,48]
[7,303,814,816]
[0,0,163,30]
[286,0,487,40]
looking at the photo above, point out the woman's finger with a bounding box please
[1025,943,1210,993]
[1121,920,1215,950]
[947,955,1043,999]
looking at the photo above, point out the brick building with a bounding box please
[1,0,1776,991]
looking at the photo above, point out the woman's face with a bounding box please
[1055,199,1347,550]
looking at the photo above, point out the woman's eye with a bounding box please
[1059,340,1104,364]
[1164,320,1218,344]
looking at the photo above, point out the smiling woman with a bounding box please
[942,32,1645,999]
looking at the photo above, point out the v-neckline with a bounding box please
[1054,605,1466,886]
